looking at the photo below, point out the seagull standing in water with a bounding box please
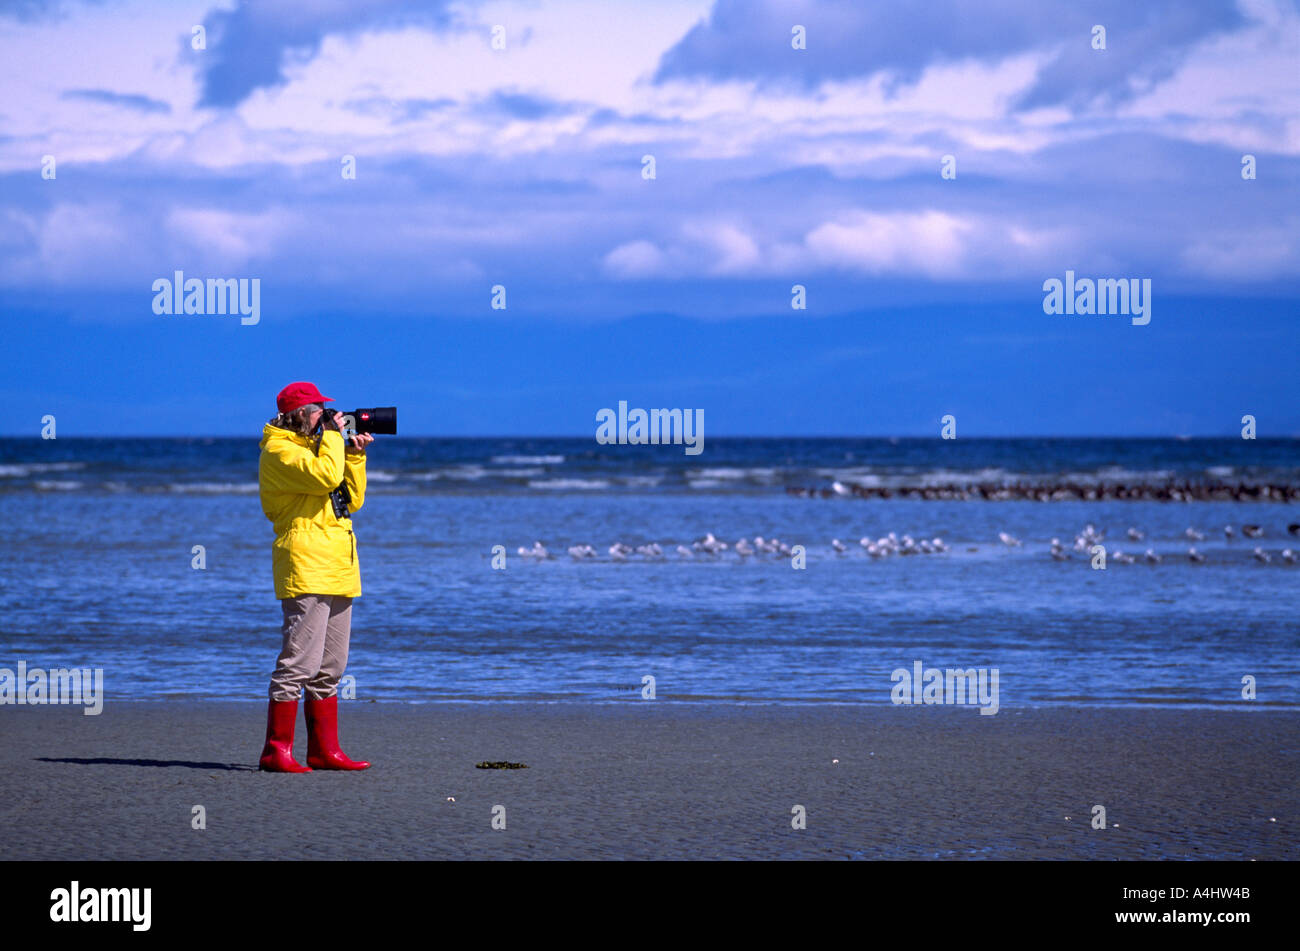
[694,533,727,555]
[831,538,847,553]
[1188,548,1206,564]
[998,532,1022,547]
[1243,525,1263,539]
[1281,549,1297,564]
[1184,527,1205,541]
[1144,549,1161,565]
[1252,547,1271,563]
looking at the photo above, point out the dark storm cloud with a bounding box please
[191,0,460,109]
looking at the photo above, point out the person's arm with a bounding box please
[343,447,367,512]
[263,430,347,495]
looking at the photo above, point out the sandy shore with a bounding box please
[2,702,1295,860]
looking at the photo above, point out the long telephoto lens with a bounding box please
[348,407,397,435]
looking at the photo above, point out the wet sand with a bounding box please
[2,702,1295,860]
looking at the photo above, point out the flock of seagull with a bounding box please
[1025,522,1299,564]
[515,523,1300,565]
[521,533,807,561]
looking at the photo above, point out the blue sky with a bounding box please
[0,0,1296,435]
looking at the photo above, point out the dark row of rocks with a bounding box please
[785,481,1300,502]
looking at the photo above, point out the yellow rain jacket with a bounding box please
[258,423,367,599]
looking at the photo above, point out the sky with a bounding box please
[0,0,1297,436]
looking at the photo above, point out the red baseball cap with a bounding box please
[276,381,334,414]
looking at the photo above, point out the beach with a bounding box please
[3,701,1295,860]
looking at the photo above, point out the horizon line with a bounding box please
[5,433,1297,441]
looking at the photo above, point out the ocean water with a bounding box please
[2,437,1298,708]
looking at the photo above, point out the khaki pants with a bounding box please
[269,594,352,702]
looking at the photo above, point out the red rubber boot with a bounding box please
[259,698,312,772]
[305,695,370,770]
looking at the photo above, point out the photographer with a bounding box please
[256,381,374,772]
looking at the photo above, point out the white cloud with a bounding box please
[682,221,761,275]
[165,207,295,269]
[37,202,133,281]
[603,210,1071,281]
[602,239,667,278]
[1181,228,1299,280]
[802,210,972,278]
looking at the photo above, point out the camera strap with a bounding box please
[309,427,350,518]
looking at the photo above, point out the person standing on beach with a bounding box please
[256,382,373,772]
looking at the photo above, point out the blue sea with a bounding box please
[2,437,1298,709]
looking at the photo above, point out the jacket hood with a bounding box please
[261,421,301,450]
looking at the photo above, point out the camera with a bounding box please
[310,407,395,521]
[328,482,352,520]
[321,406,397,436]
